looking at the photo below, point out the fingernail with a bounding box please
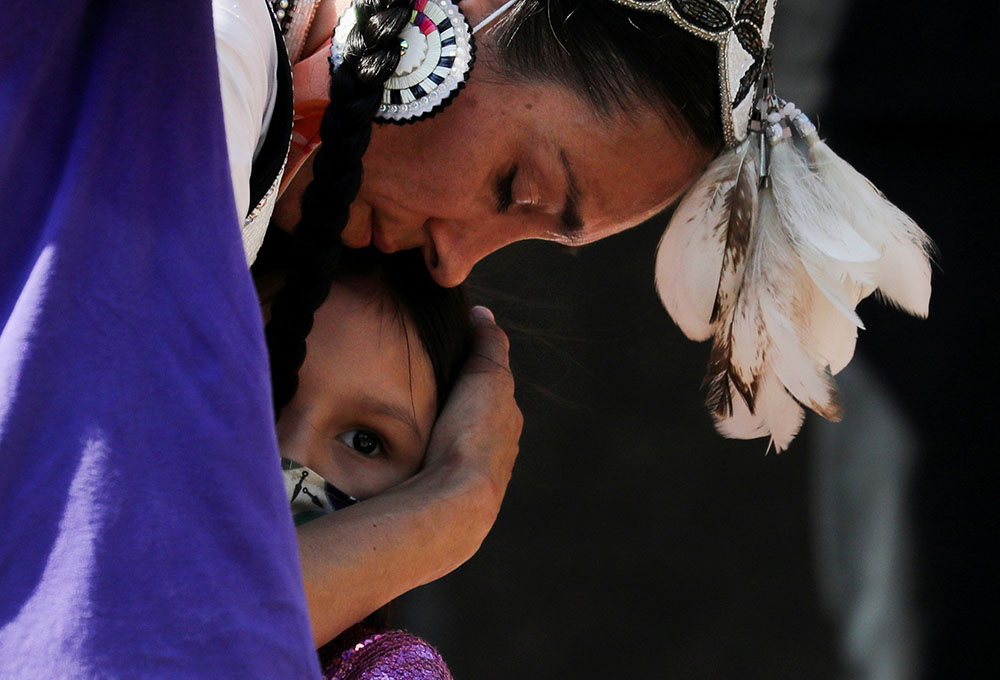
[470,305,495,324]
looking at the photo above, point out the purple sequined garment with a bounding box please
[321,625,453,680]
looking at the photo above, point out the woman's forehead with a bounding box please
[529,96,711,240]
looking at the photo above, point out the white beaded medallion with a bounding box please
[332,0,475,123]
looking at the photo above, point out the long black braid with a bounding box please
[265,0,412,417]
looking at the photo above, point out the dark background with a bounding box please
[399,2,999,677]
[405,227,838,678]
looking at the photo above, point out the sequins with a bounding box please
[268,0,294,30]
[321,625,453,680]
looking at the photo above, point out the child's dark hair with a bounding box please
[255,234,471,411]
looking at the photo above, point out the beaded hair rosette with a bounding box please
[608,0,775,147]
[332,0,475,123]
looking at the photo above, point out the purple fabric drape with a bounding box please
[0,3,319,677]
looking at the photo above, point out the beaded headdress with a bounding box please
[608,0,774,147]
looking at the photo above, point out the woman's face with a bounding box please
[275,282,436,500]
[294,0,712,287]
[345,71,711,287]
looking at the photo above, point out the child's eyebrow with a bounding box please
[356,394,422,440]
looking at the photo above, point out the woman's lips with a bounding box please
[342,203,374,248]
[343,216,391,252]
[346,200,427,254]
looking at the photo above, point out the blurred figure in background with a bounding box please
[818,2,999,678]
[776,3,920,680]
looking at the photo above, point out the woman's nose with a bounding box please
[425,219,519,288]
[425,237,480,288]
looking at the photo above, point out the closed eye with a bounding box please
[494,165,517,213]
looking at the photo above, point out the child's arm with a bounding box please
[296,306,522,645]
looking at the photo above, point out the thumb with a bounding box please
[467,306,511,373]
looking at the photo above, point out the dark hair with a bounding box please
[489,0,723,151]
[332,247,472,410]
[264,0,723,417]
[255,233,471,410]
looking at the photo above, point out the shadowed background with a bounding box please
[403,225,838,678]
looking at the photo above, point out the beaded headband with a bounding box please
[607,0,775,147]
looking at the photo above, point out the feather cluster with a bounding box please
[655,100,934,451]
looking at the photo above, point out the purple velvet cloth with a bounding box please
[0,3,319,677]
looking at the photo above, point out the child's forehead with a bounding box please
[317,282,434,387]
[303,281,439,435]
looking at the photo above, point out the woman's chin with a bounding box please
[342,206,373,248]
[342,227,371,249]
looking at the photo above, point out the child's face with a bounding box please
[276,282,437,500]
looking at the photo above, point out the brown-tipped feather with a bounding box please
[704,156,760,418]
[710,160,757,323]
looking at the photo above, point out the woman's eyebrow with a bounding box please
[559,149,584,238]
[356,394,422,440]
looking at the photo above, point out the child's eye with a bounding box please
[336,429,384,457]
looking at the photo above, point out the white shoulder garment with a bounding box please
[213,0,280,265]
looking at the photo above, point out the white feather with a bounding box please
[769,141,881,264]
[712,142,761,321]
[799,259,868,329]
[713,378,769,438]
[666,115,933,452]
[807,138,934,317]
[752,368,805,452]
[722,172,781,405]
[710,190,799,442]
[715,367,803,452]
[807,290,858,375]
[762,299,841,421]
[710,155,843,448]
[656,141,755,341]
